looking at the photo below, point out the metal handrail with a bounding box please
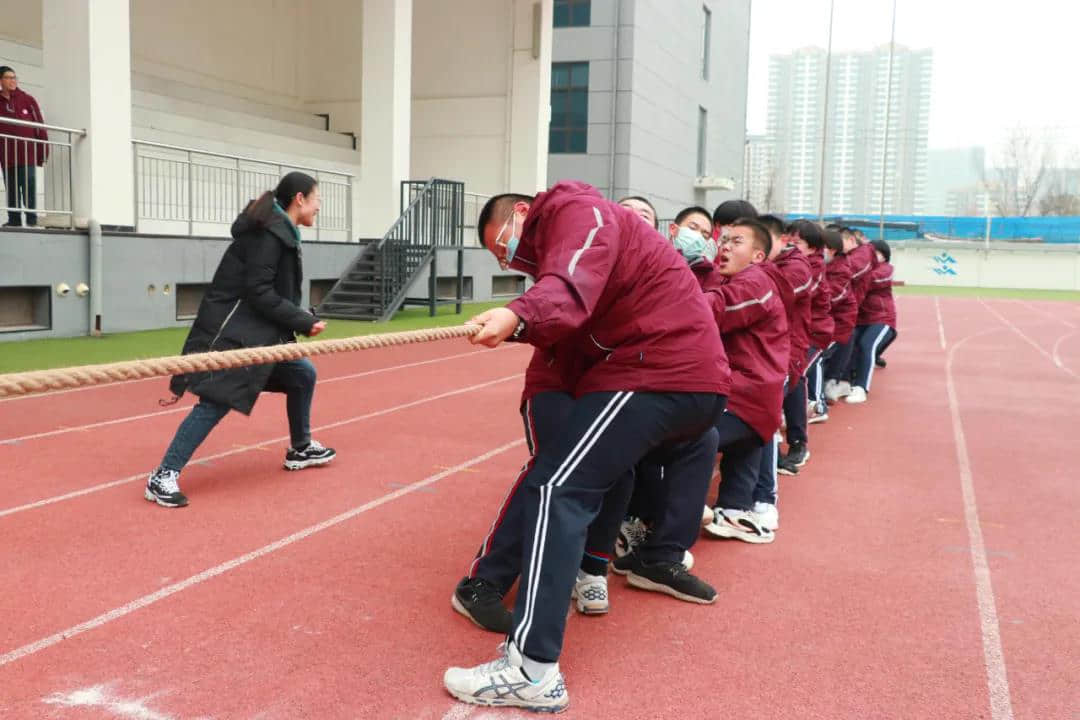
[373,178,438,252]
[133,140,355,178]
[0,116,87,136]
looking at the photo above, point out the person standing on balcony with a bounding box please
[0,66,48,227]
[144,172,336,508]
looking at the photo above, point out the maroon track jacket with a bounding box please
[857,261,897,328]
[0,88,49,169]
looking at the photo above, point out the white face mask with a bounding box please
[672,225,717,265]
[492,211,520,270]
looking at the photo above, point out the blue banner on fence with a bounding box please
[786,214,1080,244]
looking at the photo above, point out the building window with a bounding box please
[436,276,475,300]
[553,0,590,27]
[701,5,712,80]
[697,106,707,176]
[492,275,526,297]
[550,62,589,154]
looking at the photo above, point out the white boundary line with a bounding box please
[934,295,947,350]
[944,324,1014,720]
[1015,300,1078,329]
[0,439,525,668]
[0,373,522,520]
[0,348,502,445]
[1052,331,1078,374]
[979,299,1079,380]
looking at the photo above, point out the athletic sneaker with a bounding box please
[875,357,887,368]
[625,556,717,604]
[283,440,336,470]
[702,504,715,527]
[452,577,512,634]
[613,550,694,576]
[837,380,852,397]
[784,441,810,469]
[703,508,775,544]
[808,402,829,424]
[754,501,779,532]
[845,386,868,404]
[615,516,650,558]
[571,570,609,615]
[777,459,800,476]
[444,641,569,713]
[144,468,188,508]
[824,379,846,403]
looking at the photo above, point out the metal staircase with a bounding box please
[316,179,466,321]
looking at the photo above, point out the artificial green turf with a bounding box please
[895,285,1080,302]
[0,301,505,374]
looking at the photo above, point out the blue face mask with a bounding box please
[494,211,520,269]
[673,225,717,265]
[505,233,520,264]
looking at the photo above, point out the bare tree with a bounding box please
[983,127,1054,216]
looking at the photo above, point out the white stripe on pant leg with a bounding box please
[514,391,634,654]
[770,433,779,502]
[864,325,892,391]
[513,392,627,652]
[517,392,632,651]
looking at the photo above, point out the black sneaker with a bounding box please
[452,577,512,633]
[785,441,810,469]
[611,552,637,576]
[144,468,188,508]
[284,440,336,470]
[875,357,887,368]
[777,459,800,476]
[626,559,717,604]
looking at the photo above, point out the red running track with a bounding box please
[0,296,1077,719]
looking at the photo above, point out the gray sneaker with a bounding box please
[444,641,569,713]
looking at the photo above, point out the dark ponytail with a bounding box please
[245,171,318,227]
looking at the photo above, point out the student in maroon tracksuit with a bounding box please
[444,182,729,713]
[822,227,859,402]
[792,221,834,434]
[698,218,790,546]
[747,214,812,530]
[847,239,898,403]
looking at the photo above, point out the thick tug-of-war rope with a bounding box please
[0,325,482,399]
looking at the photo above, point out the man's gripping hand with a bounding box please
[467,307,522,348]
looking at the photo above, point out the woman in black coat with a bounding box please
[145,172,336,508]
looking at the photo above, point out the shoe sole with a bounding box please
[702,522,775,544]
[844,397,867,404]
[610,564,632,577]
[450,593,510,634]
[777,466,798,476]
[570,589,609,615]
[445,690,569,714]
[808,415,829,424]
[143,487,187,508]
[283,455,336,471]
[626,572,716,605]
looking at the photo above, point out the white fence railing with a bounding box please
[132,141,354,241]
[0,117,84,228]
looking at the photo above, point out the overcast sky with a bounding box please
[746,0,1080,160]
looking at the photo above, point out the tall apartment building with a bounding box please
[766,45,932,215]
[547,0,752,219]
[743,134,777,211]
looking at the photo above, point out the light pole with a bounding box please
[816,0,835,221]
[878,0,899,241]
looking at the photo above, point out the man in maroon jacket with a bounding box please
[0,66,48,227]
[782,219,831,471]
[747,214,811,529]
[444,182,728,713]
[698,218,789,545]
[847,239,898,403]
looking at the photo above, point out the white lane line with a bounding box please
[0,373,522,519]
[945,327,1014,720]
[934,296,947,350]
[1016,300,1078,329]
[0,348,505,445]
[1052,331,1078,373]
[0,439,524,668]
[979,299,1079,380]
